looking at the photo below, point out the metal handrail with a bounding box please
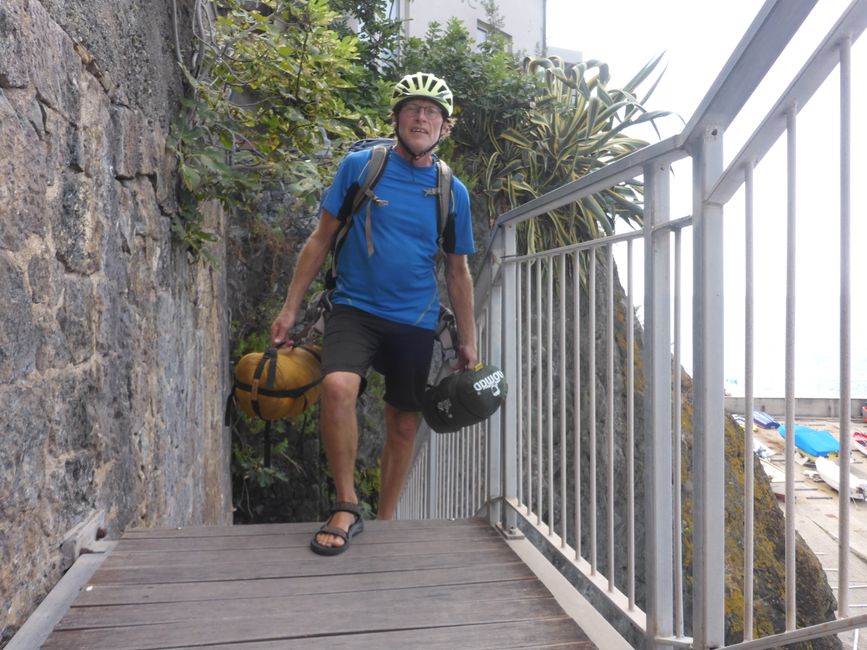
[400,1,866,648]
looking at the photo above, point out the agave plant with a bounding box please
[479,55,670,254]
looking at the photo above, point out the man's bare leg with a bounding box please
[377,404,419,520]
[315,371,361,549]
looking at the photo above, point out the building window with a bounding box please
[476,20,512,51]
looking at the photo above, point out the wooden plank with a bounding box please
[100,538,508,570]
[45,599,572,649]
[113,522,500,552]
[74,562,535,606]
[61,618,592,650]
[120,517,490,539]
[88,548,521,585]
[58,580,555,629]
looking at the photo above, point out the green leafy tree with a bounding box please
[169,0,364,256]
[326,0,402,135]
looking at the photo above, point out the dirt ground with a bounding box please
[751,416,867,649]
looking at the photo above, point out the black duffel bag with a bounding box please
[422,363,507,433]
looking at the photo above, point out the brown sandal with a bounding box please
[310,501,364,556]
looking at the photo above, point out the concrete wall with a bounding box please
[725,397,867,420]
[0,0,231,644]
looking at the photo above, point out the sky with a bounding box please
[544,0,867,399]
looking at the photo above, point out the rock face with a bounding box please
[0,0,231,644]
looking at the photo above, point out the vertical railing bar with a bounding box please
[784,104,798,632]
[468,415,473,518]
[607,243,615,592]
[527,260,534,516]
[433,438,438,518]
[547,255,555,534]
[645,160,674,645]
[589,246,598,574]
[536,258,544,525]
[423,445,429,518]
[626,238,636,609]
[744,161,756,641]
[479,424,484,513]
[445,434,449,518]
[443,433,449,519]
[692,124,725,648]
[517,260,524,508]
[838,34,852,619]
[457,425,462,519]
[458,424,463,518]
[560,252,568,548]
[471,424,476,515]
[450,432,456,519]
[674,227,684,638]
[462,421,468,518]
[574,250,583,560]
[437,435,442,518]
[454,429,459,519]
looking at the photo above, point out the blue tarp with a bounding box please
[752,410,780,429]
[778,424,840,458]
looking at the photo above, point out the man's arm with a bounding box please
[444,252,477,370]
[271,210,342,346]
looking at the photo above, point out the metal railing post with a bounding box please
[643,160,674,648]
[691,125,726,649]
[427,431,438,519]
[502,224,519,532]
[487,229,505,526]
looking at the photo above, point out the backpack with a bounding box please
[326,138,454,290]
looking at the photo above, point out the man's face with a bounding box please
[395,99,447,153]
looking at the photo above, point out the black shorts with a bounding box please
[321,305,435,412]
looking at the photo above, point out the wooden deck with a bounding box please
[41,517,595,649]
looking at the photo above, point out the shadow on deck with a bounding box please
[39,518,596,649]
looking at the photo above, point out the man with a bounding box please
[270,72,477,555]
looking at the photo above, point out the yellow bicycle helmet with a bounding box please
[391,72,454,117]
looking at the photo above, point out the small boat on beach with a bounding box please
[814,456,867,500]
[853,431,867,457]
[778,424,840,459]
[753,410,781,429]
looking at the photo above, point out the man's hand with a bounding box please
[270,307,296,348]
[454,343,477,372]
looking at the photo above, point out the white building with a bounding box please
[388,0,547,57]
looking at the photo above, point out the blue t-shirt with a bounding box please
[321,148,475,330]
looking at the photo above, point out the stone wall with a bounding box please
[0,0,231,644]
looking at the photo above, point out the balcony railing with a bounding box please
[399,1,867,648]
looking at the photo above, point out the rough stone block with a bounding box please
[57,275,96,365]
[1,0,84,120]
[0,1,29,89]
[0,91,49,250]
[111,105,140,179]
[0,253,37,383]
[55,172,103,275]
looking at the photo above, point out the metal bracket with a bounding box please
[495,522,525,540]
[61,510,106,568]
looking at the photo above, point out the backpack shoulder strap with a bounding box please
[349,145,390,218]
[328,145,390,288]
[434,159,453,253]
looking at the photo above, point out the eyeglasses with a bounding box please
[401,104,443,118]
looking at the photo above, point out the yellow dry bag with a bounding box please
[232,345,322,421]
